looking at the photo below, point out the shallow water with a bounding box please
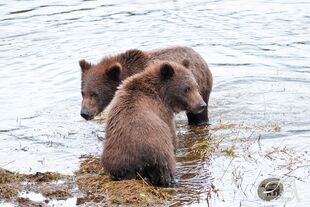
[1,0,309,206]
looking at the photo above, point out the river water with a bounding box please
[1,0,309,206]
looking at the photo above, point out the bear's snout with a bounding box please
[80,109,93,120]
[198,101,207,112]
[192,100,206,114]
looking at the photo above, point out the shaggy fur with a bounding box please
[101,61,206,186]
[79,46,212,125]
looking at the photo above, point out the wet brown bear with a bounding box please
[79,46,212,125]
[101,61,206,186]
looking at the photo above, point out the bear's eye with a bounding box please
[90,92,98,97]
[81,91,85,97]
[184,87,191,93]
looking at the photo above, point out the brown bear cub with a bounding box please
[101,61,206,186]
[79,46,212,126]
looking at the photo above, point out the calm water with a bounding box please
[1,0,309,206]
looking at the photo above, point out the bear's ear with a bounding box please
[106,63,122,81]
[79,59,91,72]
[160,63,174,81]
[182,59,190,68]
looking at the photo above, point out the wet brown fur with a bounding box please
[80,46,212,125]
[101,62,204,186]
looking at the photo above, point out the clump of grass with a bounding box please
[189,137,225,159]
[16,197,43,207]
[0,184,18,199]
[210,123,236,131]
[76,154,105,174]
[0,168,18,184]
[25,172,65,182]
[0,168,21,200]
[102,180,171,205]
[75,156,174,206]
[222,145,235,157]
[42,188,71,200]
[189,125,210,136]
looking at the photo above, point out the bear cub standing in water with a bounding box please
[79,46,212,126]
[101,61,206,186]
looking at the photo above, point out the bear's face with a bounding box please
[160,62,206,114]
[79,60,122,120]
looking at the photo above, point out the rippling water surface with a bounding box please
[1,0,309,206]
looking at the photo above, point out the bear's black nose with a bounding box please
[192,101,207,114]
[80,110,91,120]
[199,101,207,111]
